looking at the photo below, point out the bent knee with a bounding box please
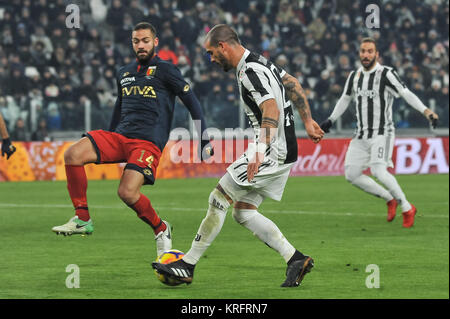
[232,208,257,224]
[370,164,388,180]
[117,185,140,205]
[64,146,81,165]
[208,187,231,212]
[64,138,97,165]
[345,166,363,184]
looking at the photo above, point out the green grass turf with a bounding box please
[0,174,448,299]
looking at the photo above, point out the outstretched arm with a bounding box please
[320,71,355,133]
[281,72,324,142]
[165,64,213,160]
[329,95,352,123]
[109,78,122,131]
[109,96,122,131]
[0,113,9,140]
[386,69,439,128]
[319,94,353,133]
[179,90,213,160]
[399,88,439,128]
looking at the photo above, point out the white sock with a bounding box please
[345,166,394,202]
[371,164,412,212]
[232,208,295,263]
[183,189,230,265]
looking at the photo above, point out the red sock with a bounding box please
[65,165,90,221]
[130,194,166,235]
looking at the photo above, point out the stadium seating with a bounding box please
[0,0,448,140]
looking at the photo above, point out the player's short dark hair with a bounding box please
[361,37,377,51]
[133,22,157,37]
[206,24,240,47]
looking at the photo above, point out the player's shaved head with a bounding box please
[205,24,240,47]
[204,24,245,72]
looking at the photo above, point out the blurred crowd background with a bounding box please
[0,0,448,141]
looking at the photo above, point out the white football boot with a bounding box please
[52,216,94,236]
[155,220,172,257]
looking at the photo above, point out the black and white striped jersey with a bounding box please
[236,49,298,164]
[336,62,408,139]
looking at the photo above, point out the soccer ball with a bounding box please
[154,249,185,286]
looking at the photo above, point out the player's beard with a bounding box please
[136,46,155,64]
[360,56,377,70]
[216,52,233,72]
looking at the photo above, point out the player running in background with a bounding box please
[319,37,439,228]
[153,24,324,287]
[52,22,212,257]
[0,113,16,160]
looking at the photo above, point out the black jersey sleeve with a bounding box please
[109,77,122,131]
[162,63,191,96]
[165,63,213,159]
[178,87,213,160]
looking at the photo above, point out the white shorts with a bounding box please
[344,134,395,169]
[219,146,293,206]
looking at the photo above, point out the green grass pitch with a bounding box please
[0,174,448,299]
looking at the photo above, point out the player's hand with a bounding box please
[200,140,214,161]
[424,109,439,129]
[305,120,324,144]
[1,138,16,160]
[319,119,332,133]
[247,151,264,182]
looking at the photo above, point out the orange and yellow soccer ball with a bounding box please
[154,249,185,286]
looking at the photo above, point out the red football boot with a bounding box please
[402,205,417,228]
[387,199,397,222]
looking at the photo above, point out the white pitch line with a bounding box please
[0,203,448,219]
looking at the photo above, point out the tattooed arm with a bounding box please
[259,98,279,145]
[282,72,312,122]
[282,72,324,143]
[247,98,279,182]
